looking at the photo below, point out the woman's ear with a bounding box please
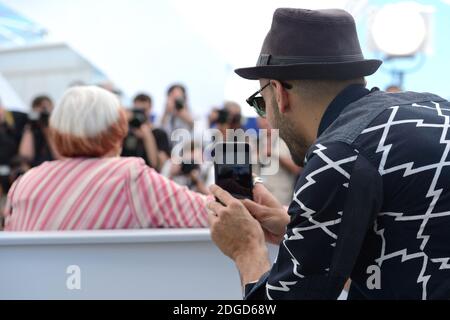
[271,80,290,114]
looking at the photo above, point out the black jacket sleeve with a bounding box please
[245,142,383,300]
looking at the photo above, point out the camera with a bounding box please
[181,162,200,175]
[175,98,185,111]
[28,111,50,129]
[214,108,242,127]
[129,109,147,129]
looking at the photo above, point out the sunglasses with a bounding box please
[246,81,293,118]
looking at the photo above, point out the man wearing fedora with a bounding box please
[208,8,450,300]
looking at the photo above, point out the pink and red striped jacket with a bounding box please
[3,157,210,231]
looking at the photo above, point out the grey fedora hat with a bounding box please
[235,8,382,80]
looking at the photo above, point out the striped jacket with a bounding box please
[3,157,210,231]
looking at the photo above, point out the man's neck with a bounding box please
[299,93,340,146]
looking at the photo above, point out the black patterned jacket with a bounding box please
[245,85,450,300]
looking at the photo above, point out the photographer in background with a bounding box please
[161,84,194,136]
[205,103,249,170]
[19,96,61,167]
[161,141,210,195]
[223,101,244,130]
[121,94,171,171]
[209,102,244,139]
[214,108,232,138]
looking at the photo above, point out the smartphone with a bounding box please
[214,142,253,201]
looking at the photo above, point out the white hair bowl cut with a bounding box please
[50,86,122,137]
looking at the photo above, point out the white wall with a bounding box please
[0,72,25,112]
[0,43,103,111]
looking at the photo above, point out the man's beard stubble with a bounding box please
[271,97,310,167]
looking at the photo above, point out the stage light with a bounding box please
[370,2,428,57]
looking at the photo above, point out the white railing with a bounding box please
[0,229,279,300]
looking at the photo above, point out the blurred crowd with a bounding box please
[0,82,302,228]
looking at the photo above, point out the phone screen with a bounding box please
[214,142,253,201]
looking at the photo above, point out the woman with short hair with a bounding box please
[3,86,210,231]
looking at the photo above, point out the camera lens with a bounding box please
[175,99,185,111]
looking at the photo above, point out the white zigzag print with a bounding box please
[265,233,305,297]
[289,145,355,244]
[261,99,450,300]
[266,281,298,300]
[267,144,357,296]
[431,258,450,270]
[362,102,450,300]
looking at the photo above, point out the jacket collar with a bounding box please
[317,84,372,138]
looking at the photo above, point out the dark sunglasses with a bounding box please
[246,81,293,118]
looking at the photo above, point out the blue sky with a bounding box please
[0,2,45,45]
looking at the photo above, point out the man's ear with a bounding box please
[271,80,290,114]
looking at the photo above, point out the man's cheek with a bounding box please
[267,107,280,130]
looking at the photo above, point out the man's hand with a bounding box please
[242,183,290,245]
[132,122,153,140]
[208,185,271,287]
